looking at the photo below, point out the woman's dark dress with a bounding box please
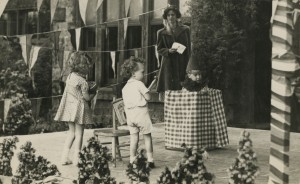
[156,25,191,92]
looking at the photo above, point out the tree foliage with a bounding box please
[188,0,259,89]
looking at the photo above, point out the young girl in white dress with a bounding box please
[54,52,96,165]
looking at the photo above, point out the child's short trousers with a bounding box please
[125,106,153,134]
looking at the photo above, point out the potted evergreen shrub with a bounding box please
[77,137,116,184]
[126,149,151,184]
[228,130,259,184]
[12,141,60,184]
[157,144,214,184]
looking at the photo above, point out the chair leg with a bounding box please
[116,138,122,161]
[112,137,116,167]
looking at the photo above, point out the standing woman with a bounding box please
[156,5,191,100]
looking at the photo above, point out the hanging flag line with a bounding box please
[0,7,166,38]
[27,69,159,100]
[11,41,157,53]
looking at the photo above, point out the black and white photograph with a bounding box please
[0,0,300,183]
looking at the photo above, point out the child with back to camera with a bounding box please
[120,57,156,168]
[54,52,96,165]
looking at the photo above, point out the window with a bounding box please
[125,26,142,58]
[0,13,8,35]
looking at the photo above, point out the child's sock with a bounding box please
[130,156,136,164]
[147,152,154,162]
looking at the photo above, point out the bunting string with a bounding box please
[26,69,159,100]
[0,7,165,38]
[6,40,157,53]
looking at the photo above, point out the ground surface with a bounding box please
[1,123,300,184]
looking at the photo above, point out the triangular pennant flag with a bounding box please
[293,9,300,25]
[271,0,279,23]
[125,0,131,17]
[18,35,28,65]
[124,18,129,40]
[68,29,76,50]
[51,0,59,23]
[0,0,9,18]
[110,51,116,78]
[4,99,11,123]
[140,0,143,9]
[155,45,160,68]
[79,0,89,25]
[97,0,104,10]
[106,27,109,39]
[37,0,44,12]
[28,46,41,76]
[75,28,81,51]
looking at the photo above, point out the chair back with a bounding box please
[112,98,127,126]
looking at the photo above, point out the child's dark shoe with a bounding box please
[147,162,155,169]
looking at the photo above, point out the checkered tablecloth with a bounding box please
[164,88,229,149]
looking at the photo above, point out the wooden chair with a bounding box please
[93,93,130,167]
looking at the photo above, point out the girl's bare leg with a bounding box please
[61,122,75,164]
[73,123,84,165]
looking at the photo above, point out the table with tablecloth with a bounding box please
[164,88,229,149]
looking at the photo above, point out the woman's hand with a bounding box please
[168,48,177,53]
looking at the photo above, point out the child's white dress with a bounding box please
[54,73,93,125]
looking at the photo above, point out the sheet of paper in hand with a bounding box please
[171,42,186,54]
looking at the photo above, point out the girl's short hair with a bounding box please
[120,57,145,79]
[68,52,92,74]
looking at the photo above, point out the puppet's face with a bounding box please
[188,70,202,83]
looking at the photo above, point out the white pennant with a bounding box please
[19,35,28,65]
[76,28,81,51]
[124,18,129,40]
[51,0,59,23]
[271,0,279,23]
[292,9,300,25]
[29,46,41,76]
[79,0,89,25]
[37,0,44,12]
[0,0,9,18]
[4,99,11,123]
[139,0,143,9]
[155,45,160,68]
[110,51,116,78]
[125,0,131,17]
[97,0,104,10]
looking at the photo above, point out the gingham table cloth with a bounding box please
[164,88,229,149]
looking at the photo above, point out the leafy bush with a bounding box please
[126,149,151,183]
[228,130,259,184]
[4,94,34,135]
[0,136,19,176]
[157,144,214,184]
[12,141,60,184]
[77,137,116,184]
[0,60,32,99]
